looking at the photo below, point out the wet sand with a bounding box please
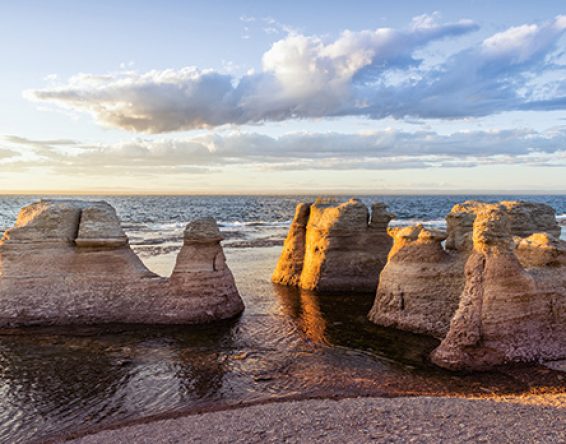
[65,396,566,443]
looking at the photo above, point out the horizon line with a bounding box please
[1,189,566,196]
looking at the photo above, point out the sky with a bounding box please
[1,0,565,194]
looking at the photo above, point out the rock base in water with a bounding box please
[0,199,244,326]
[369,200,565,370]
[272,198,393,293]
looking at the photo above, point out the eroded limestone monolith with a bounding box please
[272,198,394,292]
[431,205,566,370]
[0,199,243,326]
[369,200,562,338]
[368,199,565,370]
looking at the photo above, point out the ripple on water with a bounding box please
[0,197,565,442]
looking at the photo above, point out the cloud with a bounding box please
[0,148,17,160]
[25,15,566,133]
[3,126,565,175]
[24,14,487,133]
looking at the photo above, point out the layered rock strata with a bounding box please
[272,198,393,292]
[369,200,565,370]
[431,205,566,370]
[0,200,243,326]
[368,225,467,338]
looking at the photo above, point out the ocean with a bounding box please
[0,194,565,441]
[1,195,565,262]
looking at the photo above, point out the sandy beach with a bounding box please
[63,395,566,443]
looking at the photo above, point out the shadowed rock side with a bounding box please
[368,225,467,338]
[369,200,562,339]
[0,200,243,326]
[369,199,565,370]
[272,198,393,293]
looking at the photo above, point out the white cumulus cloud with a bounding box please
[24,15,566,133]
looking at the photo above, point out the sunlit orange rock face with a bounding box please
[369,200,565,371]
[0,200,243,326]
[272,198,394,293]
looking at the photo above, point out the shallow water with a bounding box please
[0,195,565,442]
[0,247,565,443]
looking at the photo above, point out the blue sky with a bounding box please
[1,1,565,193]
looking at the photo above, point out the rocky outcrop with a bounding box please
[272,198,393,293]
[368,199,565,370]
[370,200,561,338]
[0,199,243,326]
[271,203,311,287]
[431,205,566,370]
[445,200,561,251]
[368,225,467,338]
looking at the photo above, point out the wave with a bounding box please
[218,220,292,228]
[390,218,447,229]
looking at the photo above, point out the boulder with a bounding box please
[0,199,243,326]
[368,199,565,370]
[272,198,393,292]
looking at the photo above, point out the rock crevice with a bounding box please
[369,200,565,370]
[272,198,393,293]
[0,200,244,326]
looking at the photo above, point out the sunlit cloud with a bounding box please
[0,148,18,160]
[24,15,566,134]
[20,15,487,133]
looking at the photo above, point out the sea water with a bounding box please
[0,195,564,442]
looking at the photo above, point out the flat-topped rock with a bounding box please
[368,225,466,338]
[446,200,560,251]
[75,202,129,248]
[183,217,224,243]
[0,199,244,326]
[272,198,394,292]
[515,232,566,267]
[3,199,83,243]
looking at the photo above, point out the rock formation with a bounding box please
[0,199,244,326]
[369,200,565,370]
[431,205,566,370]
[445,200,561,251]
[272,198,394,293]
[368,225,467,338]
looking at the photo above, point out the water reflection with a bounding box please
[0,322,239,442]
[0,334,131,438]
[0,247,564,443]
[275,286,328,344]
[272,285,439,366]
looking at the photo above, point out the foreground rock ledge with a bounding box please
[0,199,244,326]
[272,198,393,292]
[369,200,565,370]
